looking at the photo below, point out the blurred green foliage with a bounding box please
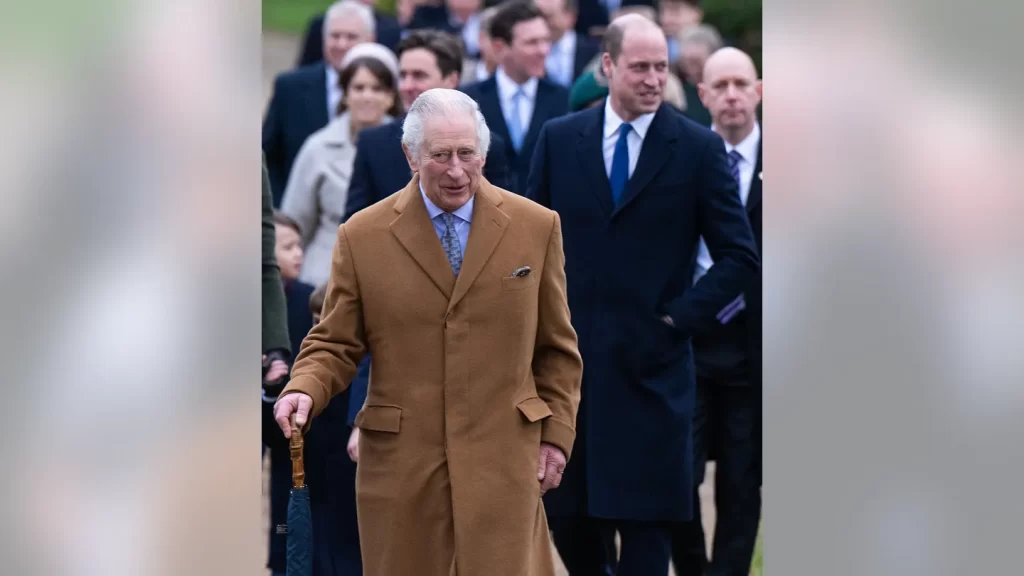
[701,0,762,73]
[263,0,398,36]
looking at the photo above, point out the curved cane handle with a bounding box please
[289,414,306,489]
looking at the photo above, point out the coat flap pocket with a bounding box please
[516,397,553,422]
[354,404,402,433]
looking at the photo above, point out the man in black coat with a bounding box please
[344,30,512,219]
[671,46,763,576]
[263,0,375,205]
[527,17,758,575]
[461,1,569,193]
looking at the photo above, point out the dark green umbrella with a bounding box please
[287,416,312,576]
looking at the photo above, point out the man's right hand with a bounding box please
[273,392,313,439]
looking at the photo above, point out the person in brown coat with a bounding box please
[274,88,583,576]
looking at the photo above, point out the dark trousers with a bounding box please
[672,377,761,576]
[549,516,617,575]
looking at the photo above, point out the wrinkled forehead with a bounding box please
[423,116,479,151]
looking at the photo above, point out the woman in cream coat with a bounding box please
[281,43,402,288]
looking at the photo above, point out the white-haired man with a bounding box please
[274,88,583,576]
[262,0,375,205]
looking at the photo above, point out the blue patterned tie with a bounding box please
[728,149,743,188]
[440,213,462,276]
[507,89,525,153]
[609,123,632,205]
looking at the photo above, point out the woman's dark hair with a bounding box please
[337,56,402,117]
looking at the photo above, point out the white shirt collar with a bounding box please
[713,121,761,164]
[603,97,656,140]
[496,67,539,102]
[420,182,475,223]
[326,65,338,87]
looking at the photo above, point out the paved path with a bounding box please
[259,30,718,576]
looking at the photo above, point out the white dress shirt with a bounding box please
[694,122,761,280]
[420,183,474,258]
[459,12,482,57]
[475,60,491,82]
[326,66,342,120]
[602,97,656,180]
[495,68,538,137]
[546,31,577,87]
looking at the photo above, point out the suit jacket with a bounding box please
[282,177,583,576]
[461,76,569,193]
[281,112,394,288]
[297,11,403,66]
[526,103,759,522]
[262,63,330,206]
[343,117,513,219]
[693,136,762,386]
[262,156,291,354]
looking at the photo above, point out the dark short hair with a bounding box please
[337,56,403,117]
[489,0,544,45]
[273,211,301,236]
[309,284,327,318]
[396,30,464,80]
[659,0,700,7]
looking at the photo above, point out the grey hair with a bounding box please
[677,24,723,53]
[401,89,491,161]
[323,0,376,38]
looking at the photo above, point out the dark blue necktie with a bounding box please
[728,149,743,188]
[609,123,632,205]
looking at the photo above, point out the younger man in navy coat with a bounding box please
[527,15,758,575]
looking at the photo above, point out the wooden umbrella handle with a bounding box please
[289,414,306,489]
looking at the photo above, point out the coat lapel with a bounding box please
[576,106,614,217]
[520,81,555,159]
[746,136,763,214]
[447,183,510,313]
[478,79,513,154]
[305,64,329,128]
[612,104,678,218]
[389,177,455,299]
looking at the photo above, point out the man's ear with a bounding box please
[600,52,613,81]
[402,143,418,173]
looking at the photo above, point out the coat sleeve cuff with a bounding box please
[541,417,577,461]
[279,374,331,420]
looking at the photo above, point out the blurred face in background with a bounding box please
[343,65,397,126]
[275,224,304,281]
[678,40,712,83]
[323,14,374,70]
[398,48,460,110]
[603,23,668,120]
[534,0,574,42]
[659,1,702,37]
[699,48,762,138]
[496,17,552,82]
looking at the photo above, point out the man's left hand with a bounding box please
[537,442,566,495]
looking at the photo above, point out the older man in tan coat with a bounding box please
[274,88,583,576]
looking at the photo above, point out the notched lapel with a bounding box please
[389,178,455,299]
[746,140,763,214]
[447,184,510,313]
[613,105,678,218]
[578,109,614,216]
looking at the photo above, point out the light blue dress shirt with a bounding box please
[420,183,474,258]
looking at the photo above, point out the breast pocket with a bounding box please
[501,274,537,292]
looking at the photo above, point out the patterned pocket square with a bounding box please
[511,266,531,278]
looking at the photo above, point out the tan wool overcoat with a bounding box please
[282,176,584,576]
